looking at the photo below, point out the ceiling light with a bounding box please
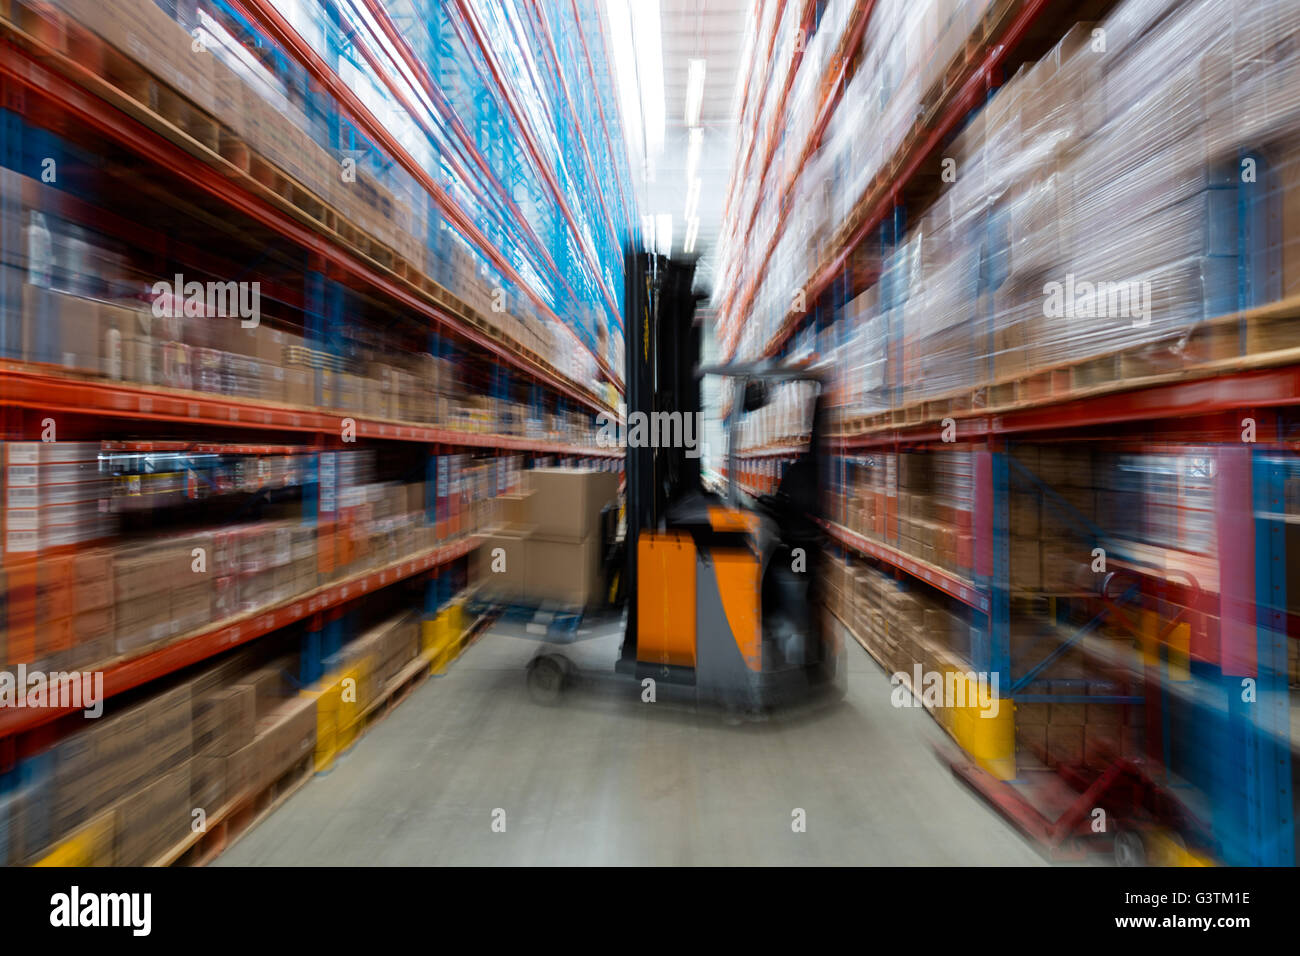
[684,177,701,221]
[656,213,673,256]
[606,0,665,169]
[683,216,700,254]
[685,127,703,182]
[685,59,706,127]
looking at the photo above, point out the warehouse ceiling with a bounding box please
[604,0,751,298]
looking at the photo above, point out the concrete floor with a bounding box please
[217,615,1046,866]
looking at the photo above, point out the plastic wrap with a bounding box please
[723,0,995,365]
[824,0,1300,425]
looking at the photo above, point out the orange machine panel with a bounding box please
[712,549,762,671]
[706,506,759,534]
[637,531,697,668]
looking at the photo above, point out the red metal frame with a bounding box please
[823,519,988,612]
[566,0,637,241]
[0,30,609,415]
[719,0,875,348]
[447,0,624,341]
[835,364,1300,448]
[0,363,622,455]
[722,0,1044,361]
[227,0,622,390]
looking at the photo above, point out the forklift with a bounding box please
[525,252,844,714]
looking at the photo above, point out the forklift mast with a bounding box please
[623,250,701,662]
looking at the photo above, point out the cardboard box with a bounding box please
[73,548,114,586]
[1048,680,1087,725]
[525,532,603,607]
[190,755,226,816]
[472,525,533,600]
[73,576,113,615]
[114,592,172,653]
[113,764,191,867]
[1046,724,1085,768]
[113,549,172,603]
[1016,723,1048,762]
[522,468,619,541]
[1010,537,1041,591]
[237,665,295,720]
[497,490,534,526]
[74,605,115,644]
[216,733,253,798]
[171,583,211,635]
[251,696,316,791]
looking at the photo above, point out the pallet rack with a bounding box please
[0,0,636,864]
[721,0,1297,866]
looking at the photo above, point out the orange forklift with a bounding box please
[526,252,844,714]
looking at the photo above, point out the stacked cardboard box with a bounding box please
[0,458,451,676]
[473,467,619,607]
[823,548,1145,770]
[810,0,1300,430]
[0,680,194,866]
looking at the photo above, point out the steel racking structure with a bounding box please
[720,0,1297,865]
[0,0,632,775]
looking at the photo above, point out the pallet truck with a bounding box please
[525,252,845,714]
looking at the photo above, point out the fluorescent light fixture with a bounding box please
[685,127,704,182]
[684,177,702,221]
[656,214,673,256]
[685,58,706,127]
[683,216,700,254]
[606,0,665,174]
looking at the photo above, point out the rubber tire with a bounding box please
[1113,829,1147,867]
[527,655,567,705]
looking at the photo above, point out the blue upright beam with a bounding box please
[1244,451,1294,864]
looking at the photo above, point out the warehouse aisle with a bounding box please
[217,620,1044,866]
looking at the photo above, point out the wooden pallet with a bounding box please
[1242,302,1300,355]
[982,367,1070,409]
[921,392,975,422]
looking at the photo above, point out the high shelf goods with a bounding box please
[720,0,1298,866]
[0,0,634,867]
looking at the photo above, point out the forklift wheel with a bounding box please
[1113,830,1147,867]
[527,654,568,705]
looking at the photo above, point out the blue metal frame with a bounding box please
[1243,451,1295,864]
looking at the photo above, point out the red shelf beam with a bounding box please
[836,363,1300,448]
[0,365,622,456]
[822,520,989,613]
